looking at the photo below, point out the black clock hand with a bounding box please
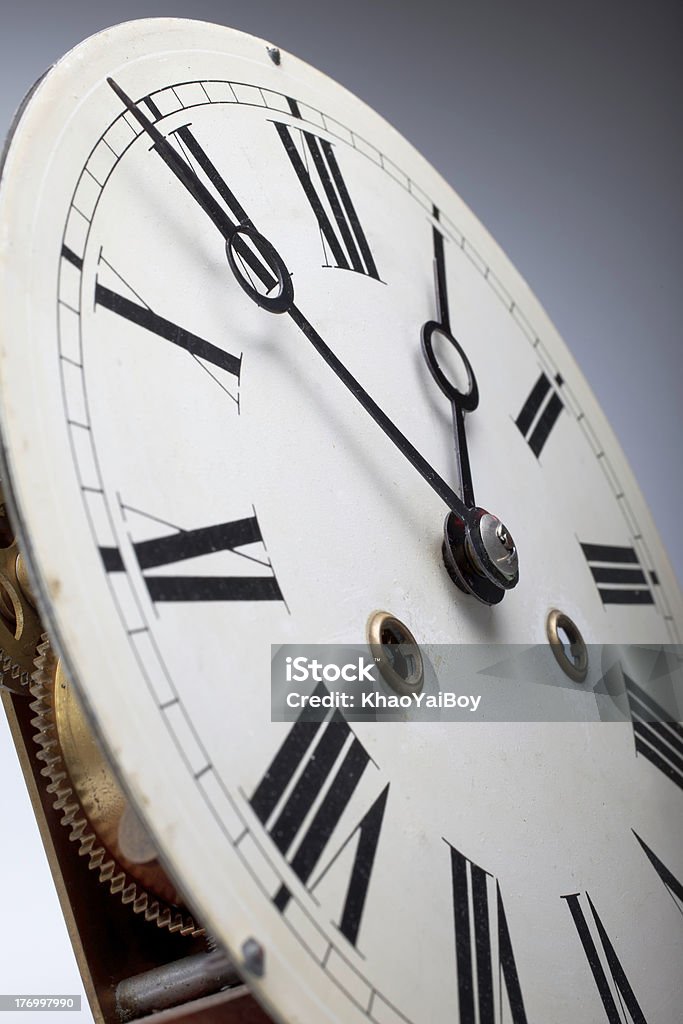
[108,79,518,599]
[286,300,466,516]
[108,77,469,521]
[422,224,478,509]
[420,221,521,603]
[107,77,276,295]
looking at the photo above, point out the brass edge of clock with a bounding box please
[1,478,204,935]
[4,680,271,1023]
[4,679,278,1024]
[29,635,205,938]
[3,630,269,1023]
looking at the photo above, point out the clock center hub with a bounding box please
[478,513,518,580]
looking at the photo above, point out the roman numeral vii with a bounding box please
[250,684,388,948]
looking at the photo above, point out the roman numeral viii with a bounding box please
[515,371,564,457]
[275,98,380,279]
[581,543,655,606]
[562,892,649,1023]
[447,842,529,1023]
[100,513,282,603]
[250,683,388,947]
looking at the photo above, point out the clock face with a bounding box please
[0,19,681,1024]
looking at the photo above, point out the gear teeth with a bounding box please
[0,647,27,688]
[30,635,203,937]
[1,645,31,692]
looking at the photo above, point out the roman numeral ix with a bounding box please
[275,98,380,279]
[250,684,388,948]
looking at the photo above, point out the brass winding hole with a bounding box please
[367,611,424,696]
[546,609,588,683]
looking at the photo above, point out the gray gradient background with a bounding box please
[0,1,680,1020]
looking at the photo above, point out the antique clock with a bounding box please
[0,18,681,1024]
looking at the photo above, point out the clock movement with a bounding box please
[0,18,681,1024]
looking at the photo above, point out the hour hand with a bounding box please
[421,223,519,603]
[421,226,479,509]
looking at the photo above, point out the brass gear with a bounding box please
[0,485,44,693]
[30,635,204,936]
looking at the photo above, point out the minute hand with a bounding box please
[287,303,468,518]
[107,77,276,293]
[107,78,470,522]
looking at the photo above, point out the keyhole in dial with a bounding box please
[546,609,588,683]
[367,611,424,696]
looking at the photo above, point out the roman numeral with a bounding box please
[152,112,277,294]
[580,543,655,606]
[625,673,683,791]
[95,283,242,379]
[515,371,563,457]
[172,124,254,231]
[250,686,388,947]
[632,831,683,911]
[275,99,379,279]
[100,513,282,603]
[447,843,529,1024]
[562,892,649,1023]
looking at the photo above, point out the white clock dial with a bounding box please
[0,19,681,1024]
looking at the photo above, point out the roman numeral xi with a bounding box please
[275,98,380,279]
